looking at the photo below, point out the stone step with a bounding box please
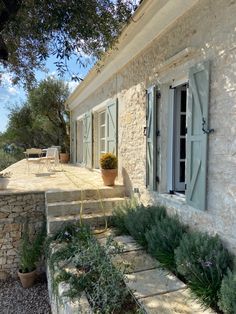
[47,212,112,235]
[96,230,215,314]
[46,185,126,203]
[47,197,126,217]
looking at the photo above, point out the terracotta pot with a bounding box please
[18,269,37,288]
[60,153,70,163]
[101,169,118,186]
[0,178,9,190]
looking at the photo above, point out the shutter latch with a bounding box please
[143,126,147,136]
[202,118,214,134]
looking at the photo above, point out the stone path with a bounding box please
[96,230,215,314]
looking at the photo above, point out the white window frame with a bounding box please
[167,77,188,195]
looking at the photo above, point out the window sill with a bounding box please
[159,192,187,206]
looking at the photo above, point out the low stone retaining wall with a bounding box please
[0,192,45,277]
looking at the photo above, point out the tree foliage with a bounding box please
[0,0,135,87]
[3,77,70,151]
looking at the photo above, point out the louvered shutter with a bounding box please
[146,86,157,190]
[83,111,92,168]
[106,100,118,155]
[186,61,210,210]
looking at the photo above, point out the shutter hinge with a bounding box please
[156,130,160,136]
[156,176,160,183]
[157,91,161,98]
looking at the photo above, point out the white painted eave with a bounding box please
[67,0,199,110]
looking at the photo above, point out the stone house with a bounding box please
[66,0,236,253]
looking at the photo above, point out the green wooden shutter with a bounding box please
[146,86,157,190]
[83,111,92,168]
[186,61,210,210]
[74,120,77,163]
[106,100,118,155]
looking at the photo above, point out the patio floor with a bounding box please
[0,160,123,195]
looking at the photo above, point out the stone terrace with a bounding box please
[0,160,125,277]
[0,159,123,194]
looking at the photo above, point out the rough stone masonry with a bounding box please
[0,192,45,277]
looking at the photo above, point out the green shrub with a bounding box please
[19,220,46,273]
[100,153,117,169]
[124,204,166,247]
[50,223,91,243]
[48,226,137,313]
[175,232,232,308]
[145,215,186,272]
[112,201,166,247]
[111,199,135,235]
[218,269,236,314]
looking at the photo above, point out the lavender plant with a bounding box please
[218,269,236,314]
[175,232,232,309]
[145,215,186,273]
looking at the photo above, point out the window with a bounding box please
[173,84,187,193]
[99,110,106,156]
[146,62,209,210]
[167,83,187,195]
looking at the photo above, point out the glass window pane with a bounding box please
[100,111,105,125]
[181,90,186,112]
[100,139,105,152]
[180,138,186,159]
[100,125,105,139]
[180,115,186,135]
[179,161,185,183]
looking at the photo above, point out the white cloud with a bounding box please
[8,86,18,95]
[0,71,24,119]
[67,80,78,92]
[1,72,13,86]
[48,71,57,79]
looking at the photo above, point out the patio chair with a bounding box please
[39,147,59,172]
[24,148,43,173]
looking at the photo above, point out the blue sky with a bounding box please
[0,55,94,133]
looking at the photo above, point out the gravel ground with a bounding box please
[0,275,51,314]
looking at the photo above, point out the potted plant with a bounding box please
[59,145,70,163]
[18,221,45,288]
[0,172,11,189]
[100,153,118,186]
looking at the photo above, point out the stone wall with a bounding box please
[71,0,236,254]
[0,192,45,277]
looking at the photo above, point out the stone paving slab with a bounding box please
[111,250,159,273]
[0,159,123,194]
[126,268,186,299]
[113,235,142,252]
[97,235,142,252]
[95,230,216,314]
[139,289,215,314]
